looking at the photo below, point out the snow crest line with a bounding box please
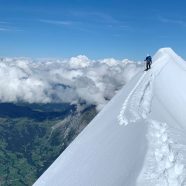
[118,71,154,126]
[117,72,146,125]
[137,120,186,186]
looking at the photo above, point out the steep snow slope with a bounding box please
[34,48,186,186]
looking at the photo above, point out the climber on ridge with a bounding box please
[144,55,152,71]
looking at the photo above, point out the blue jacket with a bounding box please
[145,56,152,63]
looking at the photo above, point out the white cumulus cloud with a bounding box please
[0,56,143,110]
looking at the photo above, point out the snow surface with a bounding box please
[34,48,186,186]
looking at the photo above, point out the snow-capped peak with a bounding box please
[153,47,184,63]
[34,48,186,186]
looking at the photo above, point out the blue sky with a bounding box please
[0,0,186,60]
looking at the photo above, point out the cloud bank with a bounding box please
[0,56,142,110]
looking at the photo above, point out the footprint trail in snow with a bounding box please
[118,71,154,126]
[118,62,186,185]
[137,120,186,186]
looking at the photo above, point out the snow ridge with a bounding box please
[33,48,186,186]
[118,48,186,185]
[118,48,170,126]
